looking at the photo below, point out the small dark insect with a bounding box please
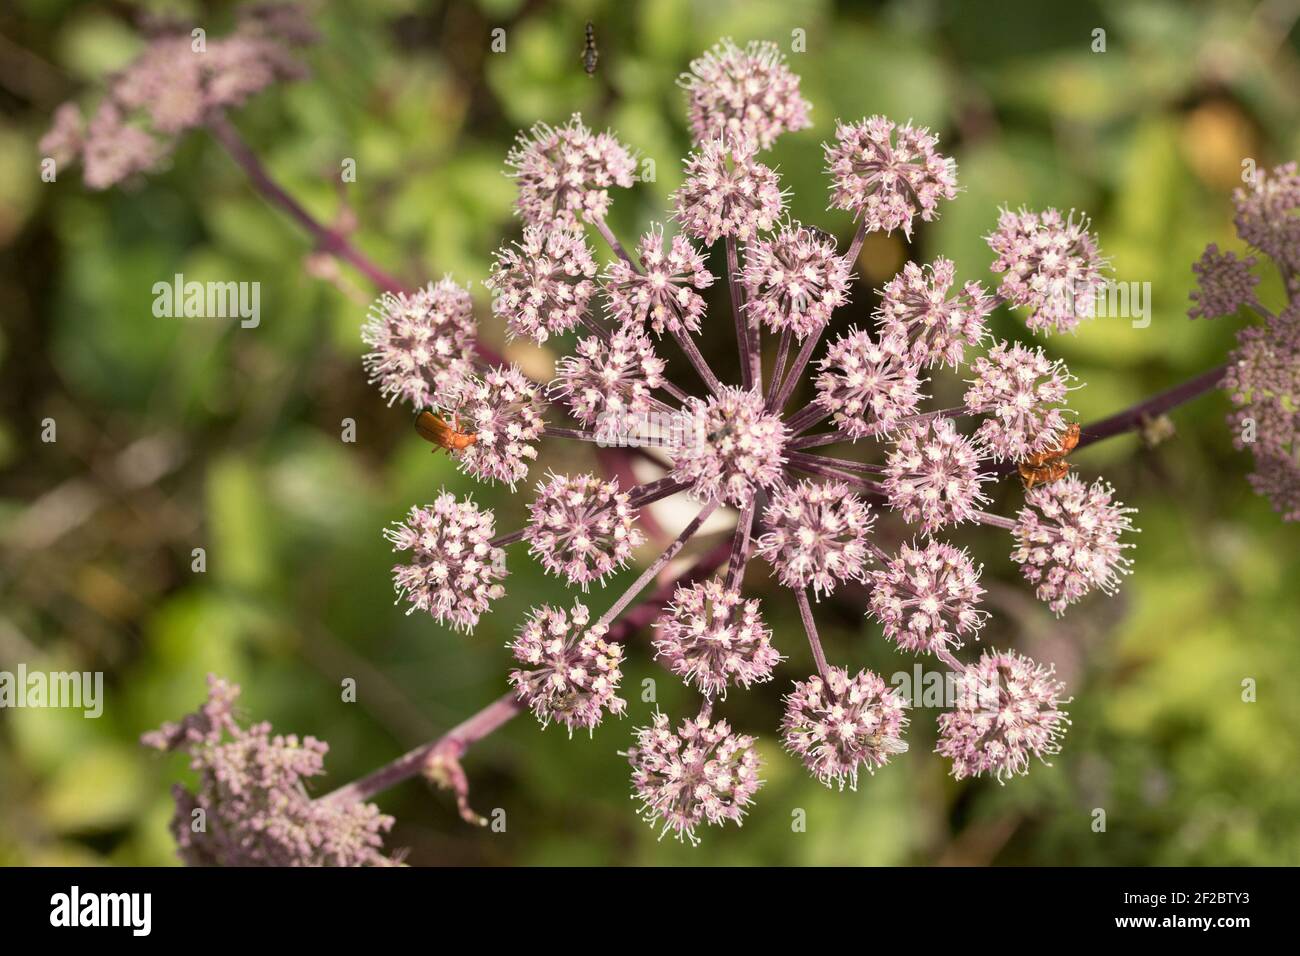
[1018,422,1081,490]
[415,409,478,455]
[582,21,598,76]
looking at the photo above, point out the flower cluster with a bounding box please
[679,38,812,150]
[814,328,923,437]
[781,667,910,791]
[672,386,788,507]
[604,224,714,335]
[742,223,853,339]
[551,326,667,426]
[142,675,397,866]
[1011,475,1137,615]
[386,493,507,633]
[756,480,874,598]
[672,135,785,244]
[988,207,1109,334]
[525,472,644,589]
[506,113,637,231]
[877,258,993,368]
[964,341,1073,461]
[96,29,1163,856]
[625,709,763,844]
[935,650,1069,782]
[508,601,626,734]
[868,539,987,654]
[41,4,316,189]
[653,582,780,697]
[362,279,477,409]
[1194,163,1300,521]
[487,227,597,343]
[824,116,958,238]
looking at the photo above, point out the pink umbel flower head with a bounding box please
[814,327,923,438]
[362,278,477,409]
[653,581,781,697]
[987,206,1109,334]
[757,480,874,598]
[1222,311,1300,520]
[964,340,1074,461]
[781,667,910,791]
[936,649,1069,783]
[551,326,666,427]
[673,135,785,245]
[741,222,853,339]
[506,112,637,231]
[604,224,714,335]
[525,472,644,590]
[624,709,763,845]
[508,601,626,735]
[679,38,812,151]
[672,386,788,507]
[824,116,958,238]
[385,492,507,633]
[884,417,990,532]
[877,258,993,368]
[486,226,597,343]
[1233,161,1300,271]
[1188,243,1259,319]
[455,364,547,489]
[868,539,987,655]
[142,675,397,866]
[1012,474,1137,614]
[44,6,315,190]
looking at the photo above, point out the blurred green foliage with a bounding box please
[1,0,1298,866]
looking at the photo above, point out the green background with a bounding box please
[1,0,1298,866]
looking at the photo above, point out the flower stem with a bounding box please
[723,498,756,592]
[771,326,826,412]
[844,218,869,269]
[595,498,721,631]
[1076,363,1226,450]
[670,326,725,395]
[795,587,830,679]
[206,113,511,367]
[591,214,638,271]
[726,236,759,390]
[766,327,793,409]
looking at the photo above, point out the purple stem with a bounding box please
[591,215,638,271]
[844,218,869,270]
[766,327,793,409]
[772,327,827,412]
[723,498,756,593]
[795,587,830,679]
[670,325,725,395]
[726,236,759,390]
